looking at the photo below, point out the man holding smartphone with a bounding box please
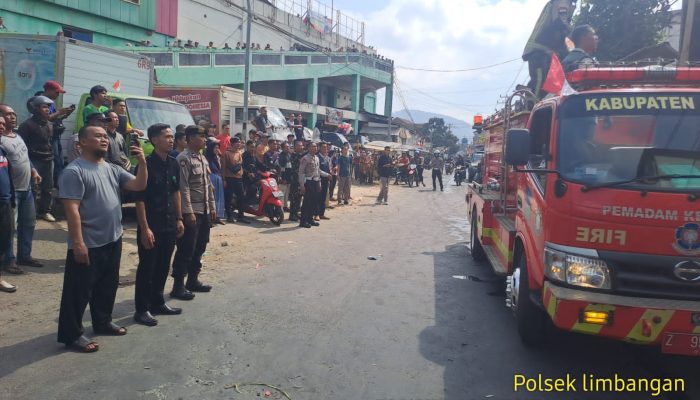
[38,81,75,185]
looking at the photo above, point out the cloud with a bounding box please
[356,0,548,123]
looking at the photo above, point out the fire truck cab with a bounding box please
[467,67,700,356]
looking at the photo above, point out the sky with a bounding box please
[326,0,682,126]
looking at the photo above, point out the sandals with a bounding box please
[93,322,128,336]
[66,336,99,353]
[3,264,24,275]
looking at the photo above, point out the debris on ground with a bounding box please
[224,383,292,400]
[452,275,467,280]
[221,241,229,247]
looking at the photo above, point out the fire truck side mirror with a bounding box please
[505,129,530,166]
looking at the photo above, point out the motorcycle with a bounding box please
[244,171,285,226]
[454,166,467,186]
[407,163,417,187]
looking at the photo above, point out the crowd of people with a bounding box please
[0,80,367,353]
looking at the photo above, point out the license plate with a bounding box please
[272,191,284,198]
[661,333,700,356]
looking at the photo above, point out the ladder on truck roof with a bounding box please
[496,87,537,215]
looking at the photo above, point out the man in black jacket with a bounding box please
[18,96,56,222]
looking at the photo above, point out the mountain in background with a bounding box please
[393,109,472,139]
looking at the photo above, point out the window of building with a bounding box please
[140,53,173,66]
[252,54,281,65]
[63,26,93,43]
[216,54,246,66]
[179,53,210,66]
[285,55,308,65]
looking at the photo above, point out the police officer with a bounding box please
[298,142,326,228]
[287,141,304,222]
[133,124,185,326]
[171,126,216,300]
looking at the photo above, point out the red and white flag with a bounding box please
[542,53,577,96]
[112,80,121,92]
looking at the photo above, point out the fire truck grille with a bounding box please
[612,261,700,301]
[597,251,700,301]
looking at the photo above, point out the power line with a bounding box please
[395,57,521,73]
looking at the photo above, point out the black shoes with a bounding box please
[170,286,195,300]
[186,278,212,293]
[151,303,182,315]
[309,221,320,226]
[134,311,158,327]
[299,222,311,228]
[289,216,299,222]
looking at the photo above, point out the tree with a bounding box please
[574,0,673,61]
[421,117,460,154]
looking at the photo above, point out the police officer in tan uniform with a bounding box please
[298,142,329,228]
[170,126,216,300]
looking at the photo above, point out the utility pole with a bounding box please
[243,0,253,140]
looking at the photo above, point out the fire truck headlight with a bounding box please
[544,247,611,290]
[544,248,567,282]
[566,256,610,289]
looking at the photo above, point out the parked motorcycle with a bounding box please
[244,171,285,225]
[454,166,467,186]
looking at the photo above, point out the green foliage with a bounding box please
[421,117,460,154]
[574,0,673,61]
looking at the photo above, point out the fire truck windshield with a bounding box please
[557,93,700,192]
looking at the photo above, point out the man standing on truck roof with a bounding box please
[19,96,57,223]
[82,85,109,124]
[562,25,599,74]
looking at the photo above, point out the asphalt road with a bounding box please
[1,176,699,400]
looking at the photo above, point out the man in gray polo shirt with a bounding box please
[56,125,147,353]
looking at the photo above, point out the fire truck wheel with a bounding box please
[470,215,486,261]
[514,252,547,346]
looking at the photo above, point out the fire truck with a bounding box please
[466,67,700,356]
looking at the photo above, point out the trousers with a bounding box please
[57,238,122,344]
[432,168,443,190]
[301,180,320,224]
[135,229,176,313]
[289,181,302,218]
[317,178,329,216]
[0,203,11,277]
[376,177,389,203]
[4,190,36,265]
[32,159,54,215]
[171,214,210,279]
[337,176,351,202]
[225,177,245,219]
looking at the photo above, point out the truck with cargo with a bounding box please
[0,34,193,163]
[467,66,700,356]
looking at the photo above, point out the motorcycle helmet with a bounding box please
[26,95,54,115]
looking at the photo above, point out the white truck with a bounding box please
[0,34,193,162]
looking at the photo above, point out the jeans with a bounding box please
[377,177,389,203]
[278,183,290,208]
[4,190,36,265]
[317,178,329,216]
[57,238,122,344]
[32,159,54,215]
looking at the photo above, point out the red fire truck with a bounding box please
[466,67,700,356]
